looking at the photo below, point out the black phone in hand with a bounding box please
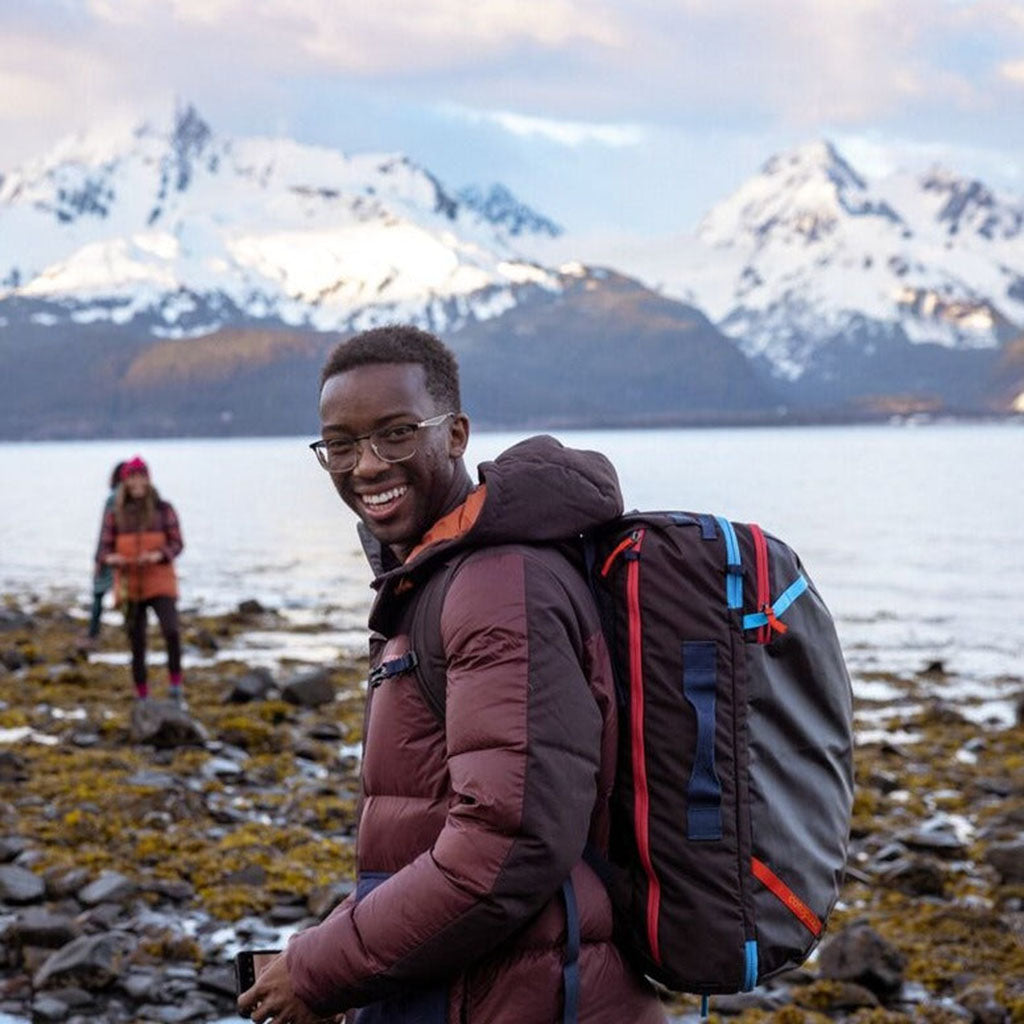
[234,949,282,996]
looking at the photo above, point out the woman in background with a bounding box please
[80,461,126,651]
[97,456,186,704]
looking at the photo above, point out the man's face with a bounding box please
[318,362,468,559]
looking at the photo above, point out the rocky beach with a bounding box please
[1,594,1022,1024]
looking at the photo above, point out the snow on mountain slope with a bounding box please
[651,140,1024,380]
[0,105,559,335]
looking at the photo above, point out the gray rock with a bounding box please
[308,720,344,741]
[0,607,33,631]
[226,668,276,703]
[985,839,1024,884]
[817,923,906,997]
[30,994,69,1021]
[77,872,136,908]
[708,990,787,1013]
[879,855,947,897]
[33,931,137,990]
[901,826,968,859]
[137,997,217,1023]
[282,667,335,707]
[124,770,177,789]
[223,863,267,887]
[119,969,158,1000]
[201,753,248,782]
[197,964,238,998]
[145,877,195,903]
[130,699,208,748]
[268,903,313,925]
[0,863,45,903]
[0,750,29,782]
[11,909,78,948]
[45,867,90,899]
[0,835,29,862]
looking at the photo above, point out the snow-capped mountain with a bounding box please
[650,140,1024,383]
[0,104,562,336]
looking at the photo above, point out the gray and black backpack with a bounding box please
[396,509,854,1002]
[582,511,854,996]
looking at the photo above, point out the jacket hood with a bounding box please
[359,434,623,583]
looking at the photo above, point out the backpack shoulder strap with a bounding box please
[408,551,475,721]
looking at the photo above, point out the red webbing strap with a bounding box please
[751,857,822,937]
[750,523,790,639]
[624,529,661,963]
[749,524,771,644]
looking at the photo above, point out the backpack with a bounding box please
[391,510,854,997]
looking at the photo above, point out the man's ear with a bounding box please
[448,413,470,459]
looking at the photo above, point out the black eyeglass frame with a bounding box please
[309,412,455,471]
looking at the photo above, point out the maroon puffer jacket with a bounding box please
[287,436,666,1023]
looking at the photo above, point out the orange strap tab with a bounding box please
[762,605,789,635]
[751,857,822,937]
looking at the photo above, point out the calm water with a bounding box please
[2,423,1022,721]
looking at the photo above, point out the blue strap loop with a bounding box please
[715,516,743,609]
[744,939,759,990]
[742,575,808,630]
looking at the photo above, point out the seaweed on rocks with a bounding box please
[2,597,1023,1023]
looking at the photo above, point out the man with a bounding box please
[238,325,665,1023]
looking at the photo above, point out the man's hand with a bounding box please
[236,952,341,1024]
[104,553,126,566]
[138,549,163,564]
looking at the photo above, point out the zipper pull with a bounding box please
[600,529,645,577]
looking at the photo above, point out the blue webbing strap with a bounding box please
[742,575,808,630]
[682,640,722,840]
[744,939,759,991]
[715,516,743,609]
[561,878,581,1024]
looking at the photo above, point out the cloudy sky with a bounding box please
[3,0,1024,248]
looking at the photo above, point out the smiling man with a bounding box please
[238,325,665,1024]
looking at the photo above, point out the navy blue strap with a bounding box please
[697,514,718,540]
[561,878,581,1024]
[682,641,723,840]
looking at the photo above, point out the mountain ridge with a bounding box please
[2,110,1022,438]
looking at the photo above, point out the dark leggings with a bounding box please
[124,596,181,685]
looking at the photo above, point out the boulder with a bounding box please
[10,909,79,948]
[130,700,208,748]
[879,855,947,897]
[282,668,334,708]
[985,839,1024,884]
[0,863,46,904]
[78,871,137,908]
[817,923,906,998]
[33,931,137,990]
[226,668,276,703]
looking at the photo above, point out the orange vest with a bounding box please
[114,529,178,601]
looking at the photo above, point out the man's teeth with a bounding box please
[363,486,407,506]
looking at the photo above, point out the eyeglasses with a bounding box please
[309,413,455,472]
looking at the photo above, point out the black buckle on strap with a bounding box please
[368,651,419,687]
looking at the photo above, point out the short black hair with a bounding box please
[320,324,461,411]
